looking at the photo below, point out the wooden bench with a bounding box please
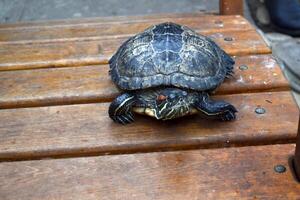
[0,2,300,199]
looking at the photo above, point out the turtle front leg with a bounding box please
[109,93,136,124]
[194,92,237,121]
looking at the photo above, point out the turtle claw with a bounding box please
[113,114,135,125]
[220,105,237,121]
[109,93,136,125]
[127,113,134,121]
[195,93,237,121]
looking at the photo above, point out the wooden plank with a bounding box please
[0,54,288,109]
[0,91,297,161]
[0,15,251,43]
[0,29,270,71]
[220,0,244,16]
[295,117,300,179]
[0,12,208,29]
[0,144,299,200]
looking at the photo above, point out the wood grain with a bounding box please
[0,29,270,71]
[0,144,299,200]
[0,15,251,43]
[0,12,296,199]
[220,0,244,16]
[295,117,300,180]
[0,12,209,29]
[0,91,297,161]
[0,54,288,109]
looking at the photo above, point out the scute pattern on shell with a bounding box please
[109,22,234,91]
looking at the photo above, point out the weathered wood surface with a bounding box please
[295,116,300,180]
[0,15,251,43]
[0,29,270,71]
[0,14,256,71]
[0,12,298,199]
[0,54,288,109]
[0,13,209,29]
[220,0,244,16]
[0,144,299,200]
[0,92,297,161]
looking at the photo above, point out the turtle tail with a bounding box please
[108,53,118,83]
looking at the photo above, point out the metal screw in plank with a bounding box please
[255,107,266,114]
[224,37,233,41]
[239,65,248,70]
[214,20,224,27]
[214,20,223,25]
[274,165,286,173]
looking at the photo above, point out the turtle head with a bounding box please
[153,89,191,120]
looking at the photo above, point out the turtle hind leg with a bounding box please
[225,65,234,78]
[218,48,235,79]
[194,93,237,121]
[109,93,136,125]
[223,53,235,79]
[225,62,234,78]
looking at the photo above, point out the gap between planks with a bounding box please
[0,89,290,110]
[0,140,296,163]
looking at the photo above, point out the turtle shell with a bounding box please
[109,22,234,91]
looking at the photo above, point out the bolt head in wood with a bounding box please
[255,107,266,114]
[239,65,248,70]
[214,20,223,24]
[224,37,233,41]
[274,165,286,173]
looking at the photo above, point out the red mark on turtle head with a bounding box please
[157,94,167,101]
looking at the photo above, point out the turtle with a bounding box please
[108,22,237,124]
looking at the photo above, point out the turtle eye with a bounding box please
[169,94,176,99]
